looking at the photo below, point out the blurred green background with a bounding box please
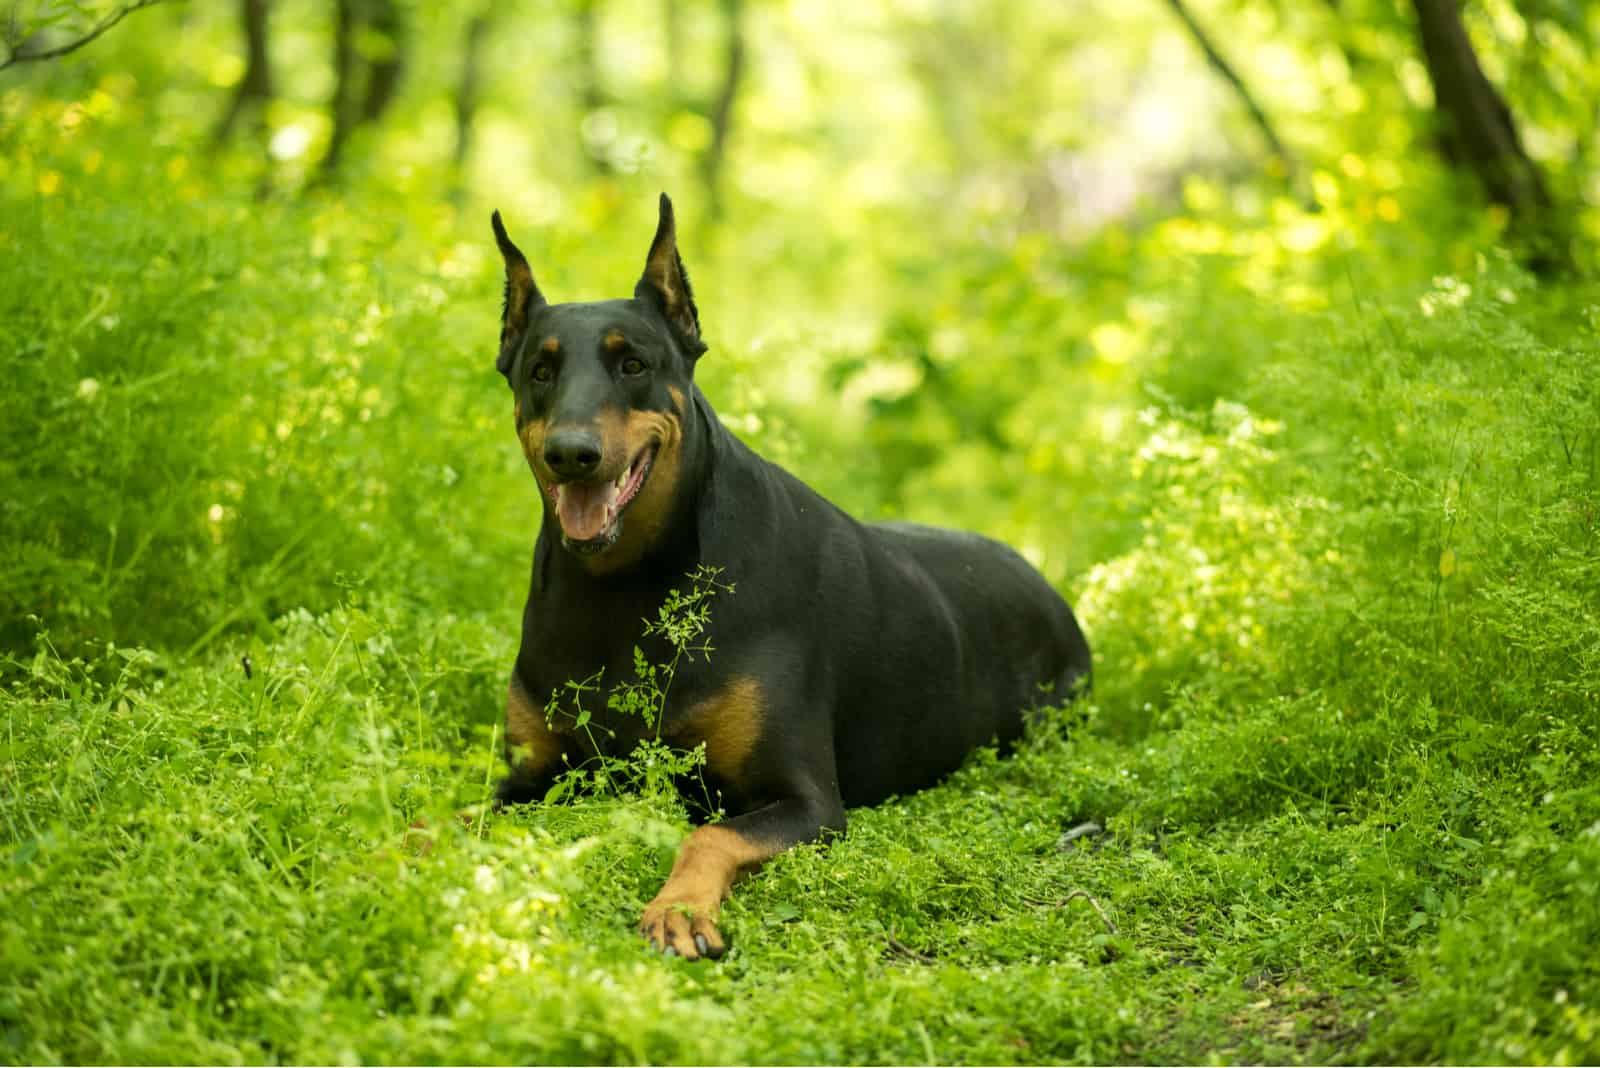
[2,1,1599,1063]
[3,0,1595,656]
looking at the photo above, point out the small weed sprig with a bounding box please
[541,566,733,805]
[611,565,731,739]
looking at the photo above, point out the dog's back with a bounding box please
[695,418,1091,806]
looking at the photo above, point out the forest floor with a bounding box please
[4,115,1600,1063]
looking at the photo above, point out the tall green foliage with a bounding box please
[3,1,1599,1062]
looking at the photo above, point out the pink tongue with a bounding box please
[555,481,619,541]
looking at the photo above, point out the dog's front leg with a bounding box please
[493,670,568,808]
[640,793,843,960]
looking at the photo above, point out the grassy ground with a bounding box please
[5,103,1600,1063]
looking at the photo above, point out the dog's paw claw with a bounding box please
[640,899,726,961]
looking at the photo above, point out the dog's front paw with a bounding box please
[493,774,543,809]
[639,895,726,961]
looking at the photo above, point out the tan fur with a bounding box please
[603,330,627,353]
[644,243,683,315]
[502,264,538,346]
[579,400,684,574]
[516,389,686,570]
[540,336,560,355]
[639,825,777,958]
[505,672,562,774]
[672,675,763,781]
[516,416,547,477]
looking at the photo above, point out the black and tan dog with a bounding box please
[490,194,1091,960]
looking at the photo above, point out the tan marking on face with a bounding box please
[540,336,560,355]
[579,403,684,574]
[673,676,763,782]
[517,415,549,483]
[638,824,777,959]
[505,672,562,774]
[603,331,627,353]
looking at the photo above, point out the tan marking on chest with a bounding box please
[675,676,764,782]
[505,672,561,774]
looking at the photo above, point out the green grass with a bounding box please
[5,87,1600,1065]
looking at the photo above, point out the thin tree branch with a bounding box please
[701,0,746,219]
[1,0,168,73]
[1160,0,1296,176]
[1059,889,1118,935]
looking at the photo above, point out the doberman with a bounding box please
[490,194,1092,960]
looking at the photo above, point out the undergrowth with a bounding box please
[537,565,728,809]
[4,75,1600,1067]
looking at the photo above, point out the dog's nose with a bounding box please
[544,428,604,480]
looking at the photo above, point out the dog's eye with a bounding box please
[531,362,554,383]
[621,357,647,376]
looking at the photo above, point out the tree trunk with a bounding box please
[701,0,746,219]
[574,0,613,173]
[663,0,683,87]
[451,8,492,196]
[358,0,404,125]
[320,0,359,177]
[317,0,406,181]
[1410,0,1548,217]
[1318,0,1372,77]
[212,0,273,145]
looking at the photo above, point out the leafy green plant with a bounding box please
[5,19,1600,1059]
[538,565,733,808]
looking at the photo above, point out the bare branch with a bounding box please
[1025,889,1119,935]
[1058,888,1118,935]
[1161,0,1296,177]
[1,0,169,73]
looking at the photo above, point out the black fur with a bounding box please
[489,194,1092,956]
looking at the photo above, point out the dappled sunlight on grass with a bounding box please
[4,3,1600,1060]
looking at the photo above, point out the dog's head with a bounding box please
[491,194,707,570]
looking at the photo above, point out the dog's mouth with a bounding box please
[548,443,658,553]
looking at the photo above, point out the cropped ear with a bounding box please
[634,193,708,358]
[491,210,545,375]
